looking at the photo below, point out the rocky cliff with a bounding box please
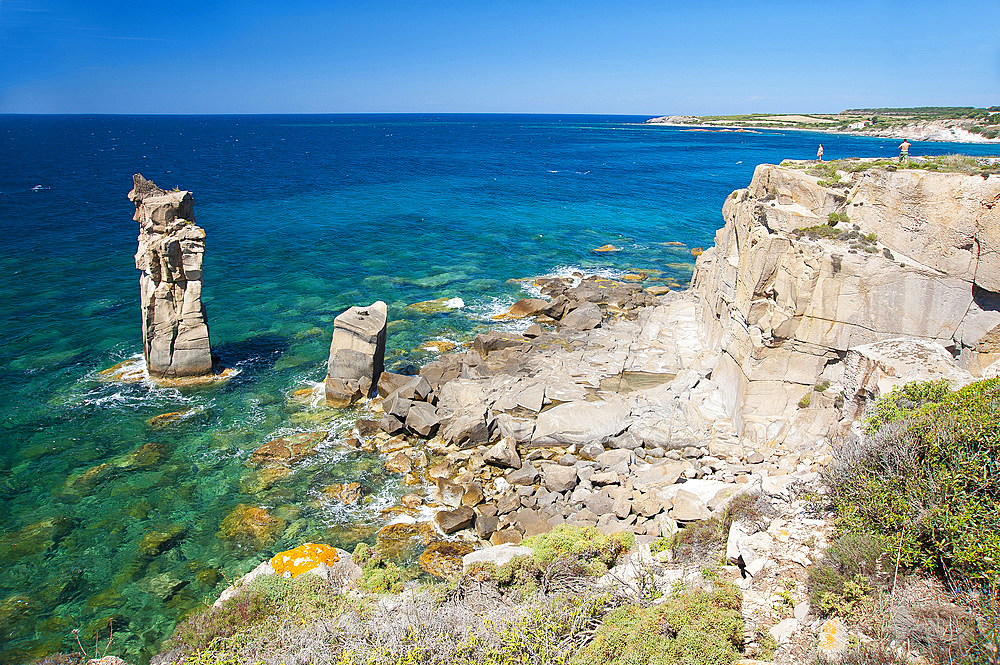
[130,174,213,377]
[692,162,1000,434]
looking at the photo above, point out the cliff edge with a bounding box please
[693,161,1000,438]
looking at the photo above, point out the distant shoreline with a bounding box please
[643,111,1000,144]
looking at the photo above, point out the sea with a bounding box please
[1,114,996,663]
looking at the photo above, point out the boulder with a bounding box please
[269,543,340,579]
[419,541,475,580]
[385,394,414,420]
[434,507,476,534]
[397,375,433,401]
[560,302,603,330]
[817,617,849,659]
[543,465,578,493]
[484,437,521,469]
[475,514,499,539]
[130,174,213,378]
[510,508,552,537]
[496,298,549,320]
[495,413,535,443]
[490,527,523,545]
[355,418,381,437]
[463,543,533,570]
[531,401,631,446]
[379,413,406,435]
[405,402,441,437]
[325,301,388,406]
[583,491,616,516]
[669,489,711,522]
[385,452,412,475]
[376,371,412,397]
[506,463,540,485]
[440,412,491,447]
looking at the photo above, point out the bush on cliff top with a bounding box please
[824,379,1000,585]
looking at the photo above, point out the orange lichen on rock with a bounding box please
[690,247,705,256]
[592,244,620,253]
[269,543,340,578]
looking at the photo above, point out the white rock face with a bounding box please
[693,163,1000,432]
[130,174,213,378]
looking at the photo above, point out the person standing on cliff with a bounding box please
[899,139,911,163]
[817,144,824,161]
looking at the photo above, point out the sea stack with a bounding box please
[325,301,388,406]
[130,174,213,378]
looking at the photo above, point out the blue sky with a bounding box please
[1,0,998,114]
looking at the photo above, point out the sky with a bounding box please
[1,0,998,115]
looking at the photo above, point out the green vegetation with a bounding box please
[352,542,404,594]
[172,573,344,654]
[523,525,634,574]
[826,379,1000,584]
[799,155,1000,177]
[570,583,744,665]
[808,379,1000,664]
[791,224,879,253]
[828,212,850,225]
[157,524,756,665]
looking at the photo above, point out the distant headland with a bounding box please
[646,106,1000,143]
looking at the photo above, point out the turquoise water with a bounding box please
[1,114,996,662]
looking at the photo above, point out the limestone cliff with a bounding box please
[130,174,213,378]
[693,162,1000,432]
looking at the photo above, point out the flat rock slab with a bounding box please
[531,401,632,446]
[463,543,533,570]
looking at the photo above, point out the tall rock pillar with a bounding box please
[325,301,388,406]
[130,174,213,378]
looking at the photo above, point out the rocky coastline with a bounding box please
[645,115,1000,144]
[147,160,1000,665]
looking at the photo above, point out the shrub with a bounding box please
[826,379,1000,584]
[523,525,634,576]
[570,583,744,665]
[172,573,340,652]
[672,518,727,563]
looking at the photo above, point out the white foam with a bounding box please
[442,297,464,309]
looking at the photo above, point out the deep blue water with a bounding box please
[1,114,996,662]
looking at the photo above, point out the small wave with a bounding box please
[442,297,464,309]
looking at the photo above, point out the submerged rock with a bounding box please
[217,504,287,547]
[376,522,436,559]
[250,431,326,467]
[137,523,186,556]
[323,482,362,505]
